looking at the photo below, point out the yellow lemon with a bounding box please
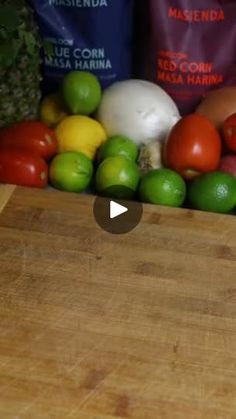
[55,115,107,160]
[40,93,68,128]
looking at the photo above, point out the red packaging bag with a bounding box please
[141,0,236,115]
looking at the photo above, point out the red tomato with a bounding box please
[164,114,222,179]
[0,148,48,188]
[0,121,57,160]
[222,113,236,152]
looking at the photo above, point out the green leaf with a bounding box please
[0,42,16,68]
[0,3,40,66]
[0,27,8,40]
[11,39,22,59]
[0,6,19,31]
[23,32,36,55]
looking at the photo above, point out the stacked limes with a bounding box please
[95,135,140,199]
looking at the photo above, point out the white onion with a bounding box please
[97,79,180,146]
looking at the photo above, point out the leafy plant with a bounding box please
[0,3,39,70]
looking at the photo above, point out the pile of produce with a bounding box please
[1,69,236,215]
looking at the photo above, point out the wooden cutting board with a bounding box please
[1,185,236,419]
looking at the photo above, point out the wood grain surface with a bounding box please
[0,184,15,214]
[0,185,236,418]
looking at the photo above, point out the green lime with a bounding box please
[62,71,102,115]
[49,151,93,192]
[95,156,140,199]
[97,135,138,163]
[188,171,236,213]
[139,168,186,207]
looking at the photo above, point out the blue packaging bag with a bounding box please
[31,0,134,93]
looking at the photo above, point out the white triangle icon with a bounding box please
[110,201,128,219]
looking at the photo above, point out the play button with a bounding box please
[110,201,128,219]
[93,185,143,234]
